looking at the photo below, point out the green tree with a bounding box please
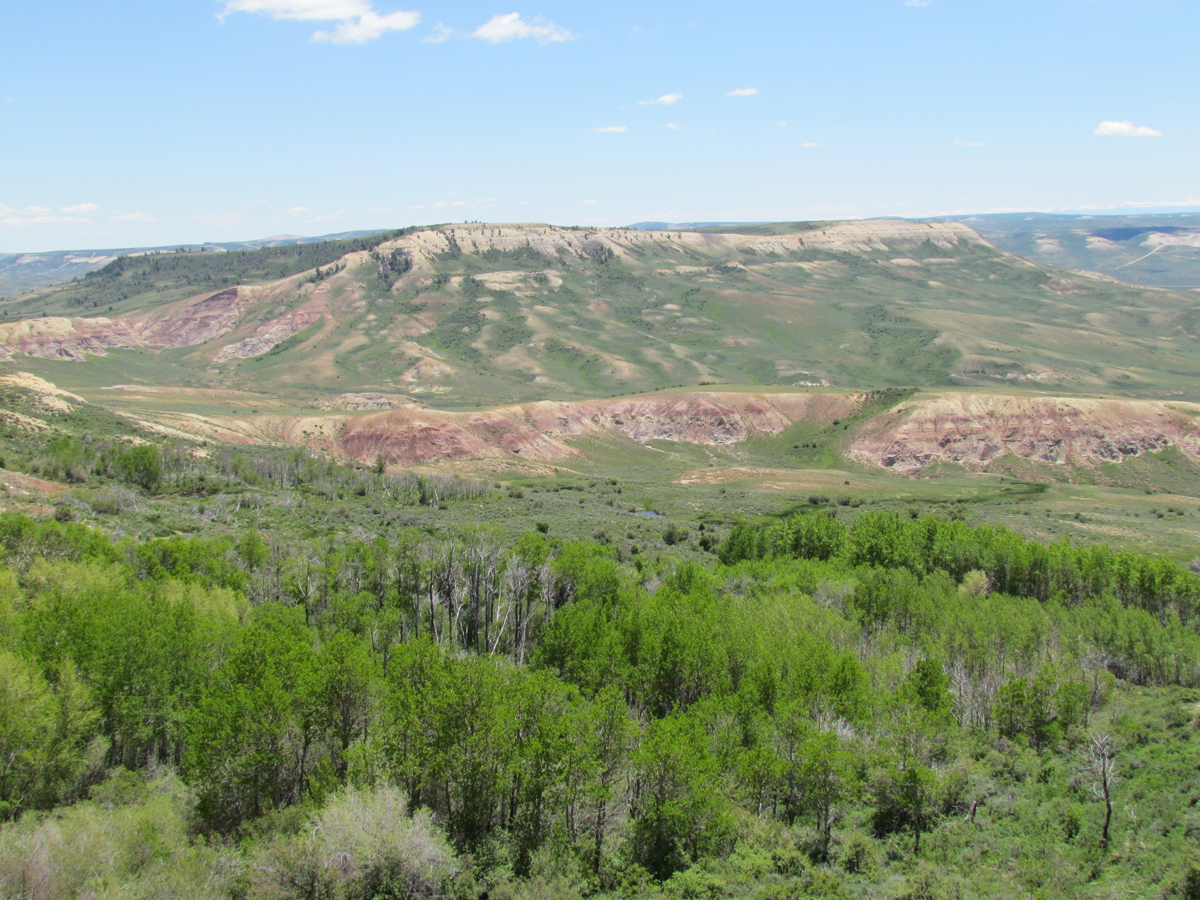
[304,633,374,780]
[184,605,314,832]
[630,711,733,880]
[796,731,857,861]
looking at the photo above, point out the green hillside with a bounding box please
[5,220,1200,410]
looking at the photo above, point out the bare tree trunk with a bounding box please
[1086,732,1117,849]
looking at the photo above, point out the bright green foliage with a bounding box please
[630,711,734,880]
[0,508,1197,897]
[185,604,315,831]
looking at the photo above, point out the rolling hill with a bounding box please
[2,218,1200,495]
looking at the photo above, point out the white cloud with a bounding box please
[0,204,94,226]
[639,92,682,106]
[906,0,933,6]
[725,87,757,96]
[594,125,627,133]
[774,121,787,128]
[424,22,453,43]
[61,202,98,214]
[582,199,598,204]
[286,206,314,216]
[953,139,985,147]
[471,13,574,44]
[219,0,419,43]
[111,211,155,222]
[1095,120,1163,138]
[801,142,821,148]
[314,9,420,42]
[665,122,682,130]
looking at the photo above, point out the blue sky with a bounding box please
[1,0,1197,251]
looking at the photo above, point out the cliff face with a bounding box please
[848,394,1200,473]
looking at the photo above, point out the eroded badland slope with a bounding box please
[3,220,1200,487]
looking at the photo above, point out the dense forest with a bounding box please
[2,456,1200,899]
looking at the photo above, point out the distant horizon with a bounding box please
[5,205,1200,257]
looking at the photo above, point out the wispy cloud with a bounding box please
[471,13,574,44]
[801,142,821,148]
[665,122,682,130]
[725,87,757,96]
[593,125,627,133]
[0,204,95,226]
[419,196,497,210]
[582,199,598,204]
[218,0,419,43]
[774,121,787,128]
[423,22,453,42]
[906,0,933,6]
[284,206,347,221]
[111,211,155,223]
[640,92,682,106]
[1094,120,1163,138]
[953,139,985,147]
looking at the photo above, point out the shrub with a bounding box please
[250,785,457,899]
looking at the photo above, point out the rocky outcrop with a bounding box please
[378,220,988,271]
[0,372,85,412]
[0,287,252,360]
[849,394,1200,473]
[214,308,324,362]
[318,393,424,411]
[0,316,139,361]
[338,390,1200,470]
[525,392,859,445]
[138,288,251,350]
[335,391,863,466]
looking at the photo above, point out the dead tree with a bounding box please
[1085,731,1117,849]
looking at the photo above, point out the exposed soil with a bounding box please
[849,393,1200,473]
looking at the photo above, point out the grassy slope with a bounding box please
[5,221,1200,407]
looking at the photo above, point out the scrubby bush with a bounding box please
[249,785,457,899]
